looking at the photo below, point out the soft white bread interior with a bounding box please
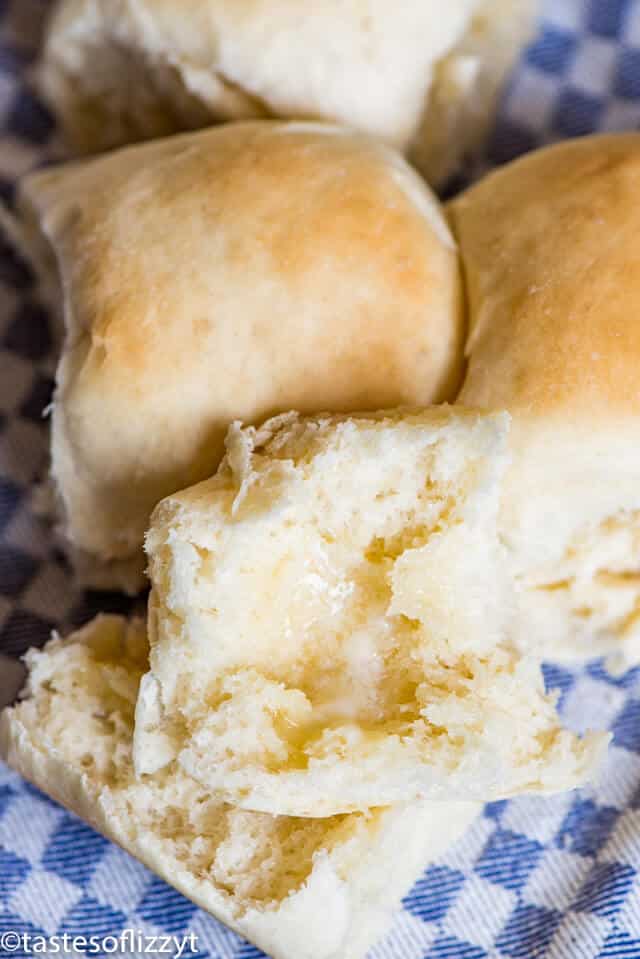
[19,121,465,593]
[0,615,480,959]
[449,133,640,666]
[39,0,537,185]
[143,408,605,816]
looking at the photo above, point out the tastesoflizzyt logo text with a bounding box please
[0,929,199,955]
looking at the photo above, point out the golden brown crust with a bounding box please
[22,122,464,577]
[449,133,640,421]
[450,134,640,663]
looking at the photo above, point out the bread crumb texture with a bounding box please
[0,615,480,959]
[143,409,605,816]
[3,618,345,902]
[519,511,640,668]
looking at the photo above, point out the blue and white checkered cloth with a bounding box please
[4,1,640,956]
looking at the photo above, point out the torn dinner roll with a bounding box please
[142,408,606,817]
[0,614,480,959]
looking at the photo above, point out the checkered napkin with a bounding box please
[3,1,640,957]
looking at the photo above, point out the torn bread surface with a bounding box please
[143,408,606,816]
[0,615,480,959]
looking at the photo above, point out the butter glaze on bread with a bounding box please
[142,408,605,816]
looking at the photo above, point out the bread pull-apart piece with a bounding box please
[0,615,480,959]
[142,408,606,817]
[449,133,640,667]
[18,121,465,593]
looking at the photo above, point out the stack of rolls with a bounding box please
[5,5,640,958]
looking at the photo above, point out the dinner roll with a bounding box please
[19,121,465,592]
[142,408,605,816]
[0,614,480,959]
[40,0,537,185]
[449,133,640,665]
